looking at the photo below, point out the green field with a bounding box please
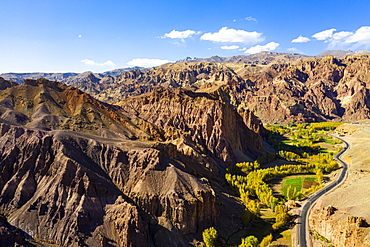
[281,176,317,198]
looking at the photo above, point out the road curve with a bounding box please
[298,134,349,247]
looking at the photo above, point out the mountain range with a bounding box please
[3,50,370,87]
[4,50,369,124]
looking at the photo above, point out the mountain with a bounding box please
[0,78,264,246]
[316,50,370,58]
[0,67,143,84]
[66,62,245,102]
[176,51,312,65]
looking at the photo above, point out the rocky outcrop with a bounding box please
[55,62,244,102]
[232,55,370,123]
[116,87,264,166]
[310,206,370,246]
[0,78,17,91]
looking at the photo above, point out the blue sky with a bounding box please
[1,0,369,73]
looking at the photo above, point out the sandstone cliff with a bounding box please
[310,206,370,246]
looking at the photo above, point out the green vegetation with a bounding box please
[310,230,332,244]
[259,234,273,247]
[202,227,218,247]
[239,236,259,247]
[282,176,318,200]
[224,122,343,246]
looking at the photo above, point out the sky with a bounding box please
[1,0,370,73]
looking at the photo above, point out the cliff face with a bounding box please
[116,87,264,166]
[0,78,264,246]
[310,206,370,247]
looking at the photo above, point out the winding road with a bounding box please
[298,134,349,247]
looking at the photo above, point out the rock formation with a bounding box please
[232,54,370,123]
[310,206,370,246]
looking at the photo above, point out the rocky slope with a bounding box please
[0,78,264,246]
[310,206,370,246]
[66,62,245,102]
[116,86,264,166]
[230,54,370,123]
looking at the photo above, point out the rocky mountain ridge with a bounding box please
[38,53,370,124]
[0,67,143,85]
[176,51,312,65]
[4,50,370,89]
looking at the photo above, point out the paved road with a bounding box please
[298,134,349,247]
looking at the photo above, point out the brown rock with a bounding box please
[310,206,370,247]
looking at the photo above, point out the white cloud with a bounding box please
[345,26,370,44]
[163,29,200,39]
[245,16,257,22]
[312,28,337,41]
[333,31,353,40]
[291,35,310,43]
[127,58,172,67]
[220,45,240,50]
[81,59,115,66]
[244,42,280,54]
[287,47,303,53]
[311,26,370,49]
[200,27,264,44]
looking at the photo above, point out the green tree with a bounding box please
[202,227,218,247]
[239,235,259,247]
[259,234,273,247]
[316,169,324,184]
